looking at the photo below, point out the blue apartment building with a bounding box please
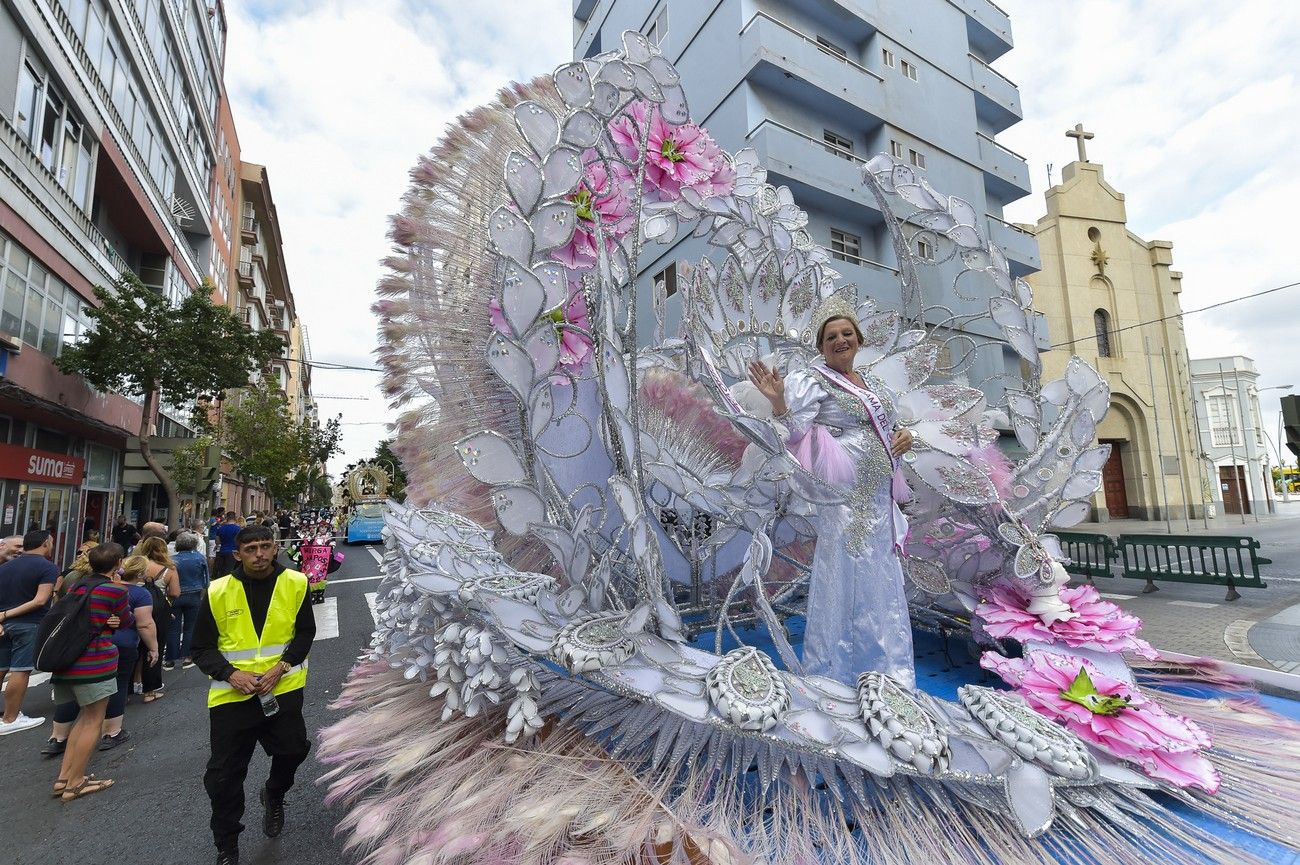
[572,0,1043,397]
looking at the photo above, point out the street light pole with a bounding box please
[1258,384,1295,502]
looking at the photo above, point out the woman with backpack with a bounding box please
[48,542,131,801]
[44,555,157,755]
[128,538,176,703]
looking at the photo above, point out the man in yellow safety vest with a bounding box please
[192,524,315,865]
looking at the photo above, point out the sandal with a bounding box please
[142,691,165,703]
[52,778,69,798]
[61,775,114,801]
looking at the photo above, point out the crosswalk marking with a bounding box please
[1168,600,1219,609]
[330,574,384,585]
[1100,592,1136,600]
[365,592,379,625]
[367,546,384,565]
[314,596,340,640]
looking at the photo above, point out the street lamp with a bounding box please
[1259,385,1295,502]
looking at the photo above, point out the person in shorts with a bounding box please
[0,530,60,735]
[50,542,131,801]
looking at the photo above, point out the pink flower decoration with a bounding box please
[610,101,735,199]
[489,282,593,373]
[552,151,634,270]
[976,583,1159,660]
[981,650,1220,792]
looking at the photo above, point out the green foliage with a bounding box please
[171,435,215,498]
[55,272,284,405]
[220,388,343,506]
[374,438,408,502]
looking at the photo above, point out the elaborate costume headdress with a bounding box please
[808,287,859,345]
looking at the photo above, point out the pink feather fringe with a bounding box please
[789,425,855,487]
[968,442,1014,497]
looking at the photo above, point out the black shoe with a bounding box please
[40,737,66,757]
[215,848,239,865]
[261,786,285,838]
[97,730,130,751]
[162,661,175,671]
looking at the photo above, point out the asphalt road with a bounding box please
[0,545,386,865]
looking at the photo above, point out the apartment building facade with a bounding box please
[573,0,1042,400]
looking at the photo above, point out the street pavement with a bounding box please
[2,511,1298,865]
[1068,500,1300,677]
[0,545,385,865]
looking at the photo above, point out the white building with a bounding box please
[1189,356,1274,516]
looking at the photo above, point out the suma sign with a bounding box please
[0,444,86,485]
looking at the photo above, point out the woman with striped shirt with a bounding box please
[51,542,130,802]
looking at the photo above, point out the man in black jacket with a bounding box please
[192,525,315,865]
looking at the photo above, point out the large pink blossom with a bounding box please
[489,282,592,372]
[609,101,735,199]
[552,152,633,270]
[977,583,1159,659]
[981,650,1220,792]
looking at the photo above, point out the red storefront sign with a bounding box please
[0,444,86,485]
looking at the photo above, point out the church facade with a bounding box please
[1023,141,1204,522]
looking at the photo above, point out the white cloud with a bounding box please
[224,0,571,475]
[998,0,1300,464]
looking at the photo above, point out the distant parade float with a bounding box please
[319,32,1300,865]
[340,463,390,544]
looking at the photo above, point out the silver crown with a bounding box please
[809,288,859,345]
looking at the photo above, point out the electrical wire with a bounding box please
[1051,279,1300,350]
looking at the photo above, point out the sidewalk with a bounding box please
[1063,501,1300,686]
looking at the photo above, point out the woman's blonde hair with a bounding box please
[136,536,175,570]
[122,555,151,582]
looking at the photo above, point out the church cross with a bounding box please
[1066,123,1095,162]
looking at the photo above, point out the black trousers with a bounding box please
[203,690,311,850]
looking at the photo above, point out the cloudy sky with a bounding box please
[224,0,1300,476]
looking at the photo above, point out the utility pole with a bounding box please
[1160,347,1192,532]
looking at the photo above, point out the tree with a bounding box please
[220,388,343,511]
[170,435,216,521]
[55,273,284,524]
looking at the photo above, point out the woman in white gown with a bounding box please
[748,302,916,689]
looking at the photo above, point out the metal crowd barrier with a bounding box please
[1052,531,1270,602]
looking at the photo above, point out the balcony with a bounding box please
[986,214,1040,276]
[739,12,887,130]
[237,259,253,290]
[745,120,884,219]
[0,114,124,285]
[969,54,1022,133]
[241,215,257,243]
[976,132,1031,202]
[956,0,1014,62]
[825,252,904,308]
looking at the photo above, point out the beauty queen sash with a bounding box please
[799,364,910,553]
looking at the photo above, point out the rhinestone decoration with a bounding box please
[464,572,556,604]
[551,613,636,673]
[959,685,1097,781]
[706,648,790,732]
[857,672,950,774]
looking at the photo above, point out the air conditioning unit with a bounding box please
[0,331,21,353]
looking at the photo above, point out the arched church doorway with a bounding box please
[1099,439,1129,518]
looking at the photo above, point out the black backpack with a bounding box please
[33,575,110,673]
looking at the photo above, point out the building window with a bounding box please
[830,229,861,264]
[900,59,917,81]
[1207,395,1241,448]
[916,238,934,260]
[0,230,93,356]
[908,149,927,169]
[889,139,904,159]
[881,48,895,68]
[823,129,854,160]
[1093,309,1112,357]
[653,263,677,297]
[645,6,668,46]
[816,36,847,58]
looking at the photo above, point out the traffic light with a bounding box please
[1283,395,1300,458]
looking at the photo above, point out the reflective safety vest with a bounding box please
[206,569,309,708]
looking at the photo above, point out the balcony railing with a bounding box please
[829,249,900,274]
[740,12,885,83]
[0,113,126,283]
[746,119,869,164]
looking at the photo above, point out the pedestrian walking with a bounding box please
[0,530,59,735]
[168,532,210,668]
[49,542,131,801]
[212,512,242,581]
[45,556,157,755]
[110,516,139,553]
[193,525,315,865]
